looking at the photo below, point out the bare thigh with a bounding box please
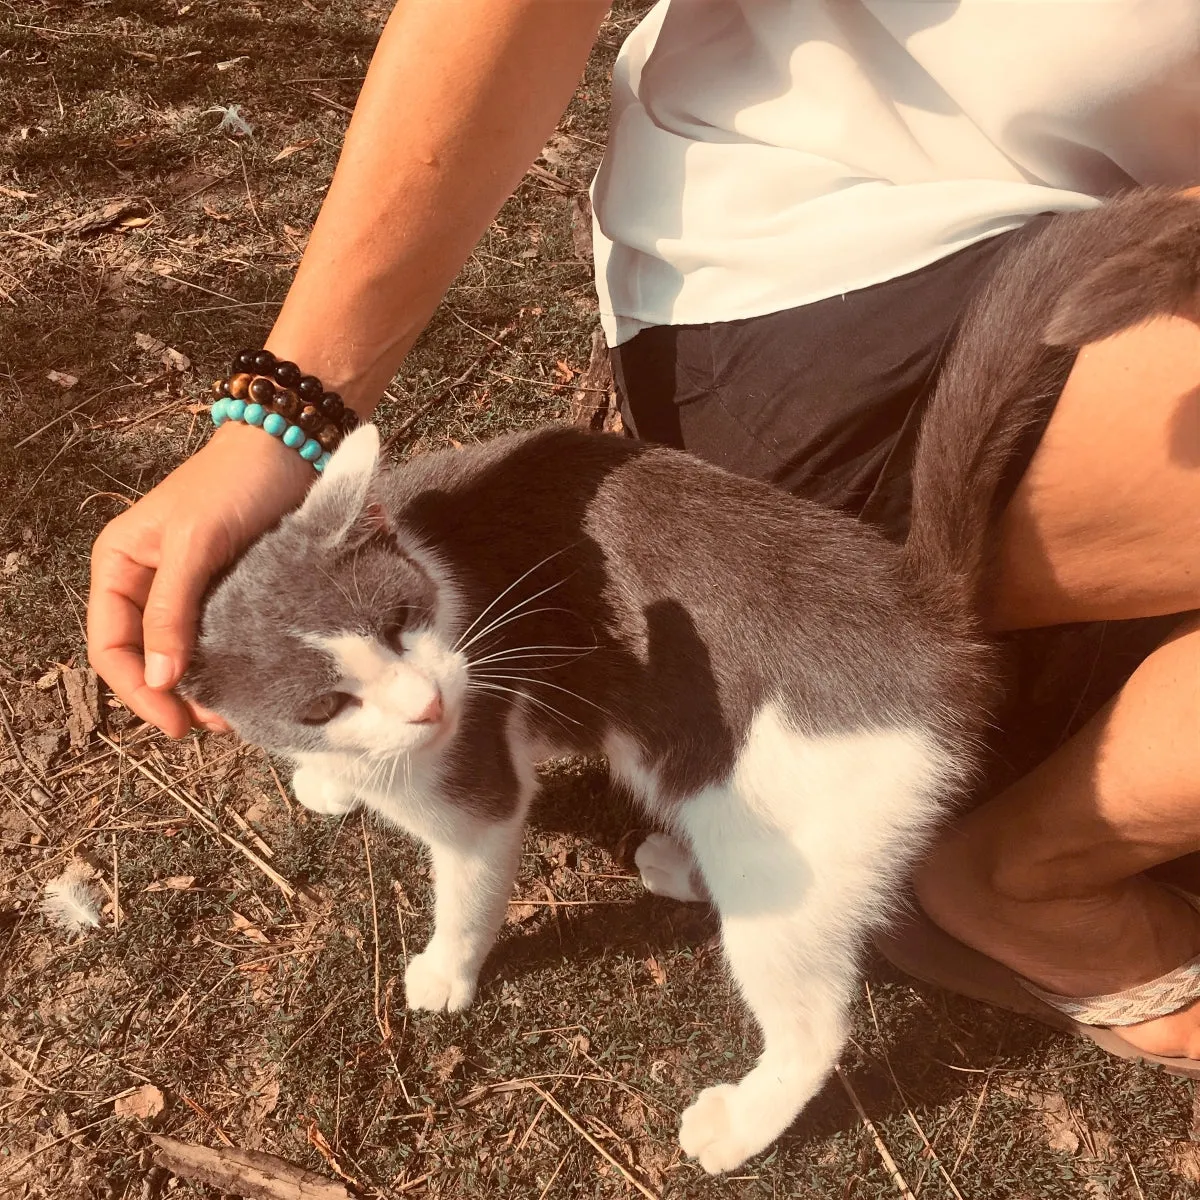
[989,313,1200,631]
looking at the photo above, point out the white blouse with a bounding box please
[591,0,1200,346]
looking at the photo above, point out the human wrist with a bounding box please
[205,417,315,497]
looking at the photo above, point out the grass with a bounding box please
[2,1,1199,1197]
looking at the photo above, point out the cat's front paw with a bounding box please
[679,1083,769,1175]
[292,765,358,816]
[636,833,706,903]
[405,946,477,1012]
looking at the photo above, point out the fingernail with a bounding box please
[144,652,175,689]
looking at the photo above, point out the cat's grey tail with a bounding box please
[903,189,1200,618]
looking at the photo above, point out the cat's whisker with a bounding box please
[468,680,582,731]
[467,641,597,667]
[469,672,615,721]
[452,544,576,652]
[455,575,576,657]
[458,605,577,659]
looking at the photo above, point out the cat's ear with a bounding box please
[293,423,383,545]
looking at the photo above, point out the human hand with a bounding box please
[88,421,315,737]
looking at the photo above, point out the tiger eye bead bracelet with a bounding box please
[209,348,360,472]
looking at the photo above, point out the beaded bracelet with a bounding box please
[208,349,359,473]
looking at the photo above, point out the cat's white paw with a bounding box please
[679,1083,771,1175]
[405,946,477,1012]
[292,765,358,816]
[635,833,705,903]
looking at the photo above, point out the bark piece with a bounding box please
[150,1136,350,1200]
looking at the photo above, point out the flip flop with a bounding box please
[873,895,1200,1079]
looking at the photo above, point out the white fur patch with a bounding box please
[660,704,958,1174]
[310,628,468,758]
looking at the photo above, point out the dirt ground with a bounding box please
[3,2,1200,1198]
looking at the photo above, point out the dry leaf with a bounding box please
[115,1084,166,1121]
[127,50,157,63]
[231,912,270,944]
[0,185,37,200]
[432,1045,464,1082]
[203,202,232,221]
[165,346,191,372]
[144,875,196,892]
[644,955,667,987]
[46,370,78,389]
[506,901,538,925]
[36,666,60,690]
[553,359,576,384]
[305,1122,361,1189]
[217,56,250,71]
[118,214,154,229]
[152,1135,351,1200]
[272,138,318,163]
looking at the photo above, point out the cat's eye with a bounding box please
[297,691,361,726]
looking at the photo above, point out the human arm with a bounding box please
[87,0,611,737]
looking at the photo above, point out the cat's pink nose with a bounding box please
[413,688,443,725]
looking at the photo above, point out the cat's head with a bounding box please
[183,426,468,761]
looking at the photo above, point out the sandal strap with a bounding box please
[1019,888,1200,1027]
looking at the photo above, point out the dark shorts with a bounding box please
[610,215,1073,543]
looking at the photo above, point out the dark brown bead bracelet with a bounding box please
[212,350,362,466]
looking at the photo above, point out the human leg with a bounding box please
[917,309,1200,1058]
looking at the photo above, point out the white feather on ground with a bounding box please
[42,871,102,932]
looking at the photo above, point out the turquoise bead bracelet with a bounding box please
[211,396,332,472]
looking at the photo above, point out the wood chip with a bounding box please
[151,1135,351,1200]
[570,325,619,432]
[62,197,152,236]
[571,192,593,261]
[62,666,100,749]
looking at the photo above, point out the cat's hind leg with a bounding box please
[672,708,952,1174]
[635,833,707,902]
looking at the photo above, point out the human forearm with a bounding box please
[265,0,609,413]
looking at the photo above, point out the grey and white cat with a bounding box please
[186,190,1200,1174]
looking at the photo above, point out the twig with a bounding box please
[863,983,965,1200]
[950,1063,995,1177]
[309,90,354,115]
[13,384,133,449]
[96,733,297,900]
[178,1092,235,1147]
[111,833,120,931]
[835,1067,916,1200]
[238,146,268,233]
[536,1151,570,1200]
[264,757,295,809]
[383,324,515,449]
[360,814,385,1039]
[527,1082,660,1200]
[1126,1153,1146,1200]
[0,1045,54,1094]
